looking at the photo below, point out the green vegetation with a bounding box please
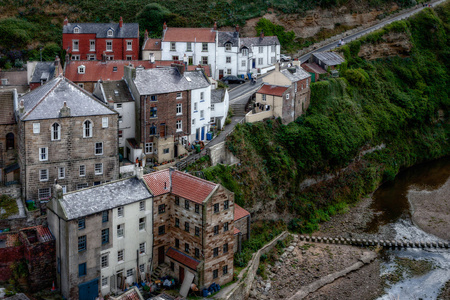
[382,257,435,286]
[234,221,286,268]
[0,194,19,219]
[204,4,450,233]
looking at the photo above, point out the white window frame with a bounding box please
[286,93,290,100]
[258,58,263,65]
[271,45,275,52]
[176,120,182,132]
[87,54,95,60]
[200,92,204,101]
[176,103,182,115]
[83,120,92,138]
[118,206,124,217]
[259,46,263,53]
[101,254,109,268]
[95,163,103,175]
[241,60,246,67]
[102,117,108,128]
[192,118,195,125]
[58,167,65,179]
[170,42,176,51]
[40,169,49,182]
[139,242,146,254]
[226,56,231,63]
[117,224,124,237]
[106,40,113,52]
[78,65,85,74]
[62,185,67,194]
[127,269,133,277]
[73,40,79,52]
[202,43,208,52]
[242,48,248,56]
[262,94,266,101]
[101,277,108,287]
[227,68,232,75]
[211,104,215,111]
[145,142,153,154]
[139,217,146,231]
[71,55,80,61]
[118,249,124,262]
[200,110,204,119]
[139,201,145,211]
[186,42,192,52]
[33,123,40,134]
[79,165,86,177]
[126,40,132,51]
[39,147,48,161]
[95,142,103,155]
[225,43,231,51]
[107,29,113,37]
[194,102,198,111]
[51,123,61,141]
[90,40,95,51]
[74,27,80,34]
[38,188,51,199]
[201,56,208,65]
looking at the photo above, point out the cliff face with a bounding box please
[358,32,412,59]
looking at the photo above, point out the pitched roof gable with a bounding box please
[143,38,162,51]
[19,76,116,121]
[234,203,250,221]
[63,22,139,38]
[280,66,311,82]
[257,84,289,97]
[0,90,16,125]
[166,247,201,270]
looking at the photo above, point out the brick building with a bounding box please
[124,65,211,163]
[16,76,119,201]
[27,57,63,90]
[0,90,19,185]
[62,17,139,61]
[143,169,236,288]
[0,225,56,292]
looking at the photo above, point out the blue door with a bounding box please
[79,278,99,300]
[252,59,256,68]
[201,127,205,140]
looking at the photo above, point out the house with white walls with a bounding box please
[47,172,153,300]
[190,84,211,142]
[237,33,280,76]
[210,89,229,130]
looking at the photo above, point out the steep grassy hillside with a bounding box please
[0,0,419,67]
[203,4,450,232]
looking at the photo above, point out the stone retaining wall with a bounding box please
[223,231,289,300]
[300,235,449,249]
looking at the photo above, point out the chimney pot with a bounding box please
[119,16,123,28]
[260,31,264,39]
[144,29,149,40]
[235,25,240,32]
[214,22,217,31]
[63,17,68,26]
[163,22,167,31]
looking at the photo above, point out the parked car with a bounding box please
[280,54,291,62]
[221,75,245,84]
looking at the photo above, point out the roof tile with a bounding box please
[164,28,216,43]
[166,247,200,270]
[257,84,289,97]
[234,203,250,221]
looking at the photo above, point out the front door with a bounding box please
[219,70,224,79]
[201,127,205,141]
[179,266,185,284]
[126,147,130,159]
[174,143,178,157]
[252,59,256,69]
[158,246,165,264]
[196,128,200,141]
[78,278,98,300]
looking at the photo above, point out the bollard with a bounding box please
[415,241,420,248]
[300,235,305,241]
[438,242,443,248]
[432,242,437,248]
[445,242,449,249]
[322,237,327,243]
[387,241,392,248]
[426,242,431,248]
[351,239,356,245]
[317,237,322,242]
[420,242,425,248]
[305,236,310,241]
[311,236,316,242]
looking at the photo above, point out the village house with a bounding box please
[124,65,211,164]
[15,76,119,201]
[62,17,139,61]
[47,173,153,300]
[310,52,345,72]
[0,69,29,94]
[159,24,280,80]
[246,62,311,124]
[27,57,63,90]
[93,80,136,151]
[233,204,251,253]
[210,89,230,130]
[142,30,162,61]
[0,90,19,185]
[301,62,327,82]
[143,169,239,289]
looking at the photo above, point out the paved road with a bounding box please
[298,0,447,63]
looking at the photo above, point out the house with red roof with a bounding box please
[142,30,162,61]
[62,17,139,61]
[233,203,251,253]
[143,168,243,289]
[246,62,312,124]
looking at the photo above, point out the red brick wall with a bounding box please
[0,244,25,281]
[62,34,139,60]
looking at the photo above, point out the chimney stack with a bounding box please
[54,55,60,66]
[163,22,167,31]
[19,99,25,114]
[144,29,149,41]
[235,25,239,32]
[171,63,185,75]
[119,16,123,28]
[260,31,264,39]
[213,22,217,31]
[63,17,68,26]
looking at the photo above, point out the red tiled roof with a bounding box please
[20,225,54,242]
[234,204,250,221]
[257,84,289,97]
[171,170,217,204]
[143,38,162,51]
[164,27,216,43]
[234,228,241,235]
[143,169,171,196]
[111,286,143,300]
[166,247,200,271]
[301,62,327,74]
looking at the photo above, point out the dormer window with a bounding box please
[107,29,113,37]
[242,47,248,56]
[78,65,85,74]
[225,43,231,51]
[73,27,80,33]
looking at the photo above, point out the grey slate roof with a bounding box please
[98,80,134,103]
[134,68,210,95]
[240,36,280,51]
[211,89,225,103]
[19,76,116,121]
[218,31,239,47]
[60,177,152,220]
[63,22,139,38]
[280,65,311,82]
[30,62,56,83]
[312,52,345,66]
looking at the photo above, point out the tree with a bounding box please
[136,3,172,38]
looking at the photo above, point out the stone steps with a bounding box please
[151,263,168,281]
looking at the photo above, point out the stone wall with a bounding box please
[224,231,289,300]
[0,238,24,282]
[207,141,240,167]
